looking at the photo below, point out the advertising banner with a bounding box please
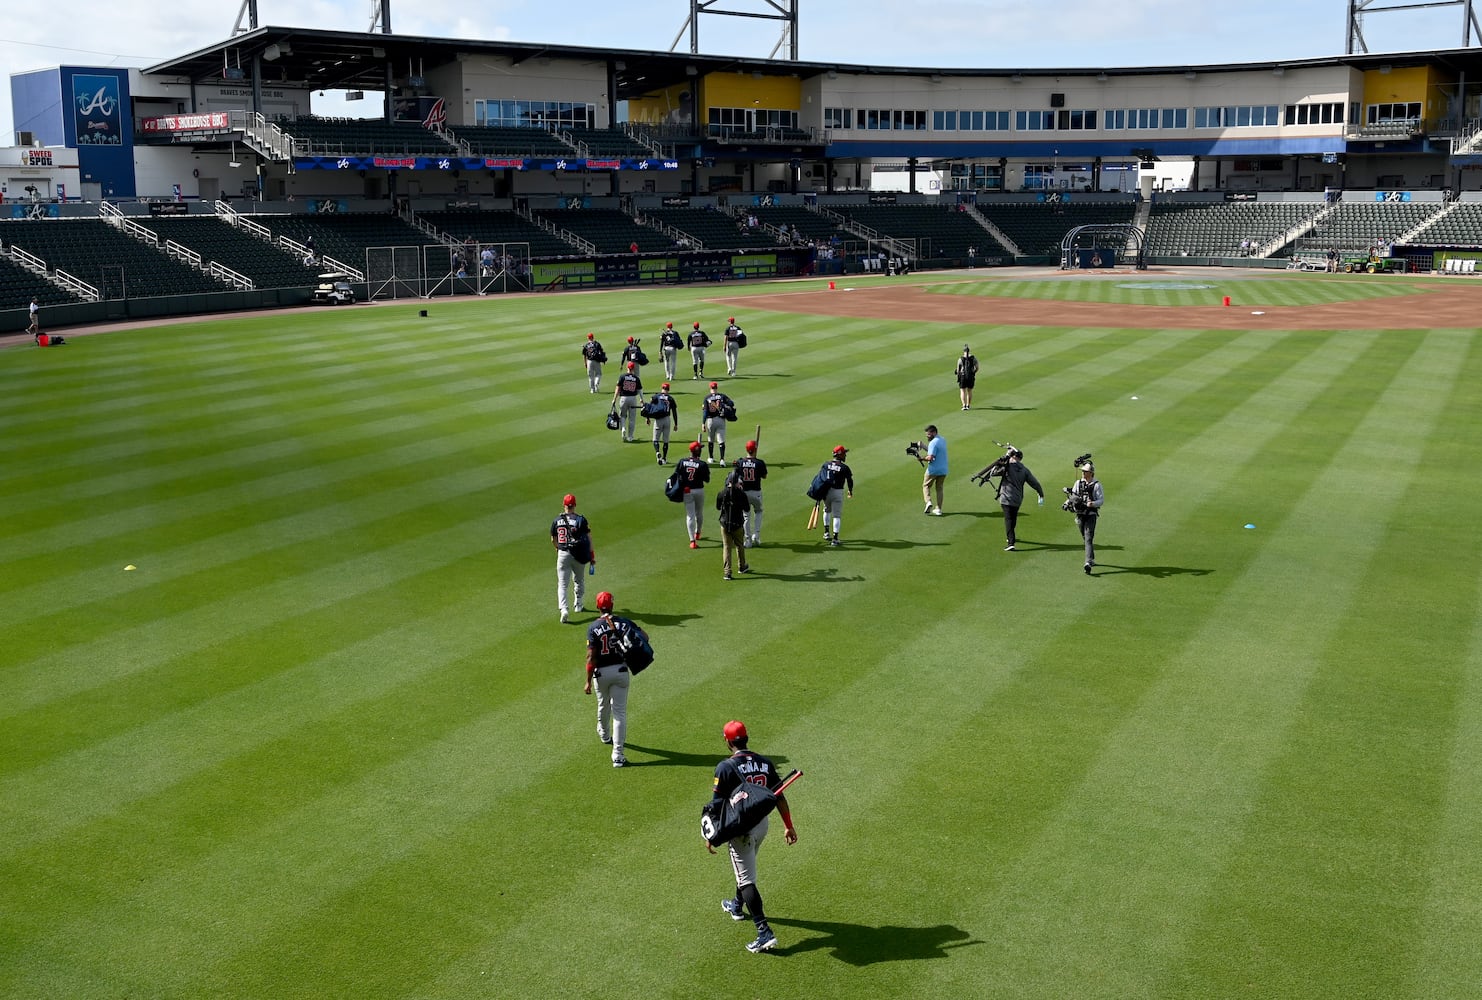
[73,73,123,145]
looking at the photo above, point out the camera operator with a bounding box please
[994,447,1044,551]
[1065,461,1104,574]
[919,425,947,516]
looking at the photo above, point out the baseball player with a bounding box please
[660,322,683,380]
[722,316,744,376]
[611,361,644,442]
[688,322,711,380]
[647,381,679,465]
[707,720,796,954]
[583,590,635,767]
[701,382,733,465]
[733,439,767,547]
[817,445,854,547]
[621,335,644,368]
[551,493,593,624]
[676,440,711,548]
[581,332,606,393]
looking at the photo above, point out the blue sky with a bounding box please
[1,0,1471,143]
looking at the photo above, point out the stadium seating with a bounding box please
[825,204,1000,259]
[415,209,581,257]
[146,216,321,289]
[279,116,458,156]
[1144,200,1323,258]
[1399,202,1482,247]
[447,126,574,157]
[974,201,1137,257]
[563,128,658,158]
[639,208,774,251]
[747,206,842,243]
[1289,201,1440,253]
[530,208,674,254]
[0,252,82,309]
[253,214,442,273]
[0,218,232,297]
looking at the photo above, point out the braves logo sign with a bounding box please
[72,74,123,145]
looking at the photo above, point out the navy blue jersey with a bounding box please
[677,456,711,490]
[713,749,782,800]
[821,459,854,491]
[616,371,642,396]
[551,512,590,550]
[661,329,683,349]
[689,329,711,348]
[733,456,767,489]
[587,614,636,667]
[724,323,743,342]
[702,392,730,420]
[582,340,604,360]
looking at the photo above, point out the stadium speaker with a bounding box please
[1050,93,1066,108]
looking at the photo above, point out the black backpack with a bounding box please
[615,620,654,674]
[640,395,668,419]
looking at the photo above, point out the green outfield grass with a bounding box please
[2,275,1480,999]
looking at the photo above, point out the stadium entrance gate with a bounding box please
[1060,224,1147,270]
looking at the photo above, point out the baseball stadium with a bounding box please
[3,2,1482,997]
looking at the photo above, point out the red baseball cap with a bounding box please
[729,316,735,323]
[833,445,848,456]
[666,321,674,328]
[709,381,718,389]
[689,441,702,454]
[587,332,594,339]
[563,493,576,507]
[661,382,670,389]
[627,361,636,370]
[595,591,614,612]
[627,336,635,343]
[723,720,748,741]
[693,321,700,329]
[745,440,757,454]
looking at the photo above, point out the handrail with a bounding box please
[321,254,363,281]
[207,260,254,290]
[54,268,100,301]
[9,245,48,275]
[164,239,202,267]
[238,215,271,240]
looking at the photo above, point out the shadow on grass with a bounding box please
[852,539,951,551]
[740,566,867,583]
[1010,539,1126,555]
[623,744,792,771]
[626,610,705,627]
[974,404,1035,412]
[768,916,983,965]
[1089,563,1213,579]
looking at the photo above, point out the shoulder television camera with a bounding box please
[970,442,1020,488]
[905,440,928,465]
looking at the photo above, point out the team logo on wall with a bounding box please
[74,74,123,145]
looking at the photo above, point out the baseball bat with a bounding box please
[774,768,803,794]
[806,503,818,531]
[754,422,761,449]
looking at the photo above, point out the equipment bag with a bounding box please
[615,622,654,674]
[634,348,649,366]
[640,396,667,419]
[569,534,592,565]
[806,467,832,502]
[701,780,778,846]
[735,332,747,349]
[721,398,738,422]
[664,471,685,503]
[605,408,620,430]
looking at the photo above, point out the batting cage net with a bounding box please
[365,246,423,300]
[365,243,533,298]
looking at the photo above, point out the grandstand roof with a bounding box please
[145,25,1482,100]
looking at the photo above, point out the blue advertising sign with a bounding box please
[292,156,680,172]
[73,73,123,145]
[1374,191,1412,202]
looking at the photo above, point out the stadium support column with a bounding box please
[908,157,918,194]
[1192,155,1202,191]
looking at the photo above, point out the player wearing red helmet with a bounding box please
[583,590,644,767]
[646,381,679,465]
[701,381,735,465]
[722,316,744,376]
[733,439,767,546]
[817,445,855,546]
[706,720,797,954]
[688,321,711,379]
[581,331,607,393]
[610,360,644,442]
[676,440,711,547]
[551,493,594,623]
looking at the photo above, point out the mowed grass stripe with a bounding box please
[953,329,1459,999]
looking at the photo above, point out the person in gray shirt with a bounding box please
[995,447,1044,552]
